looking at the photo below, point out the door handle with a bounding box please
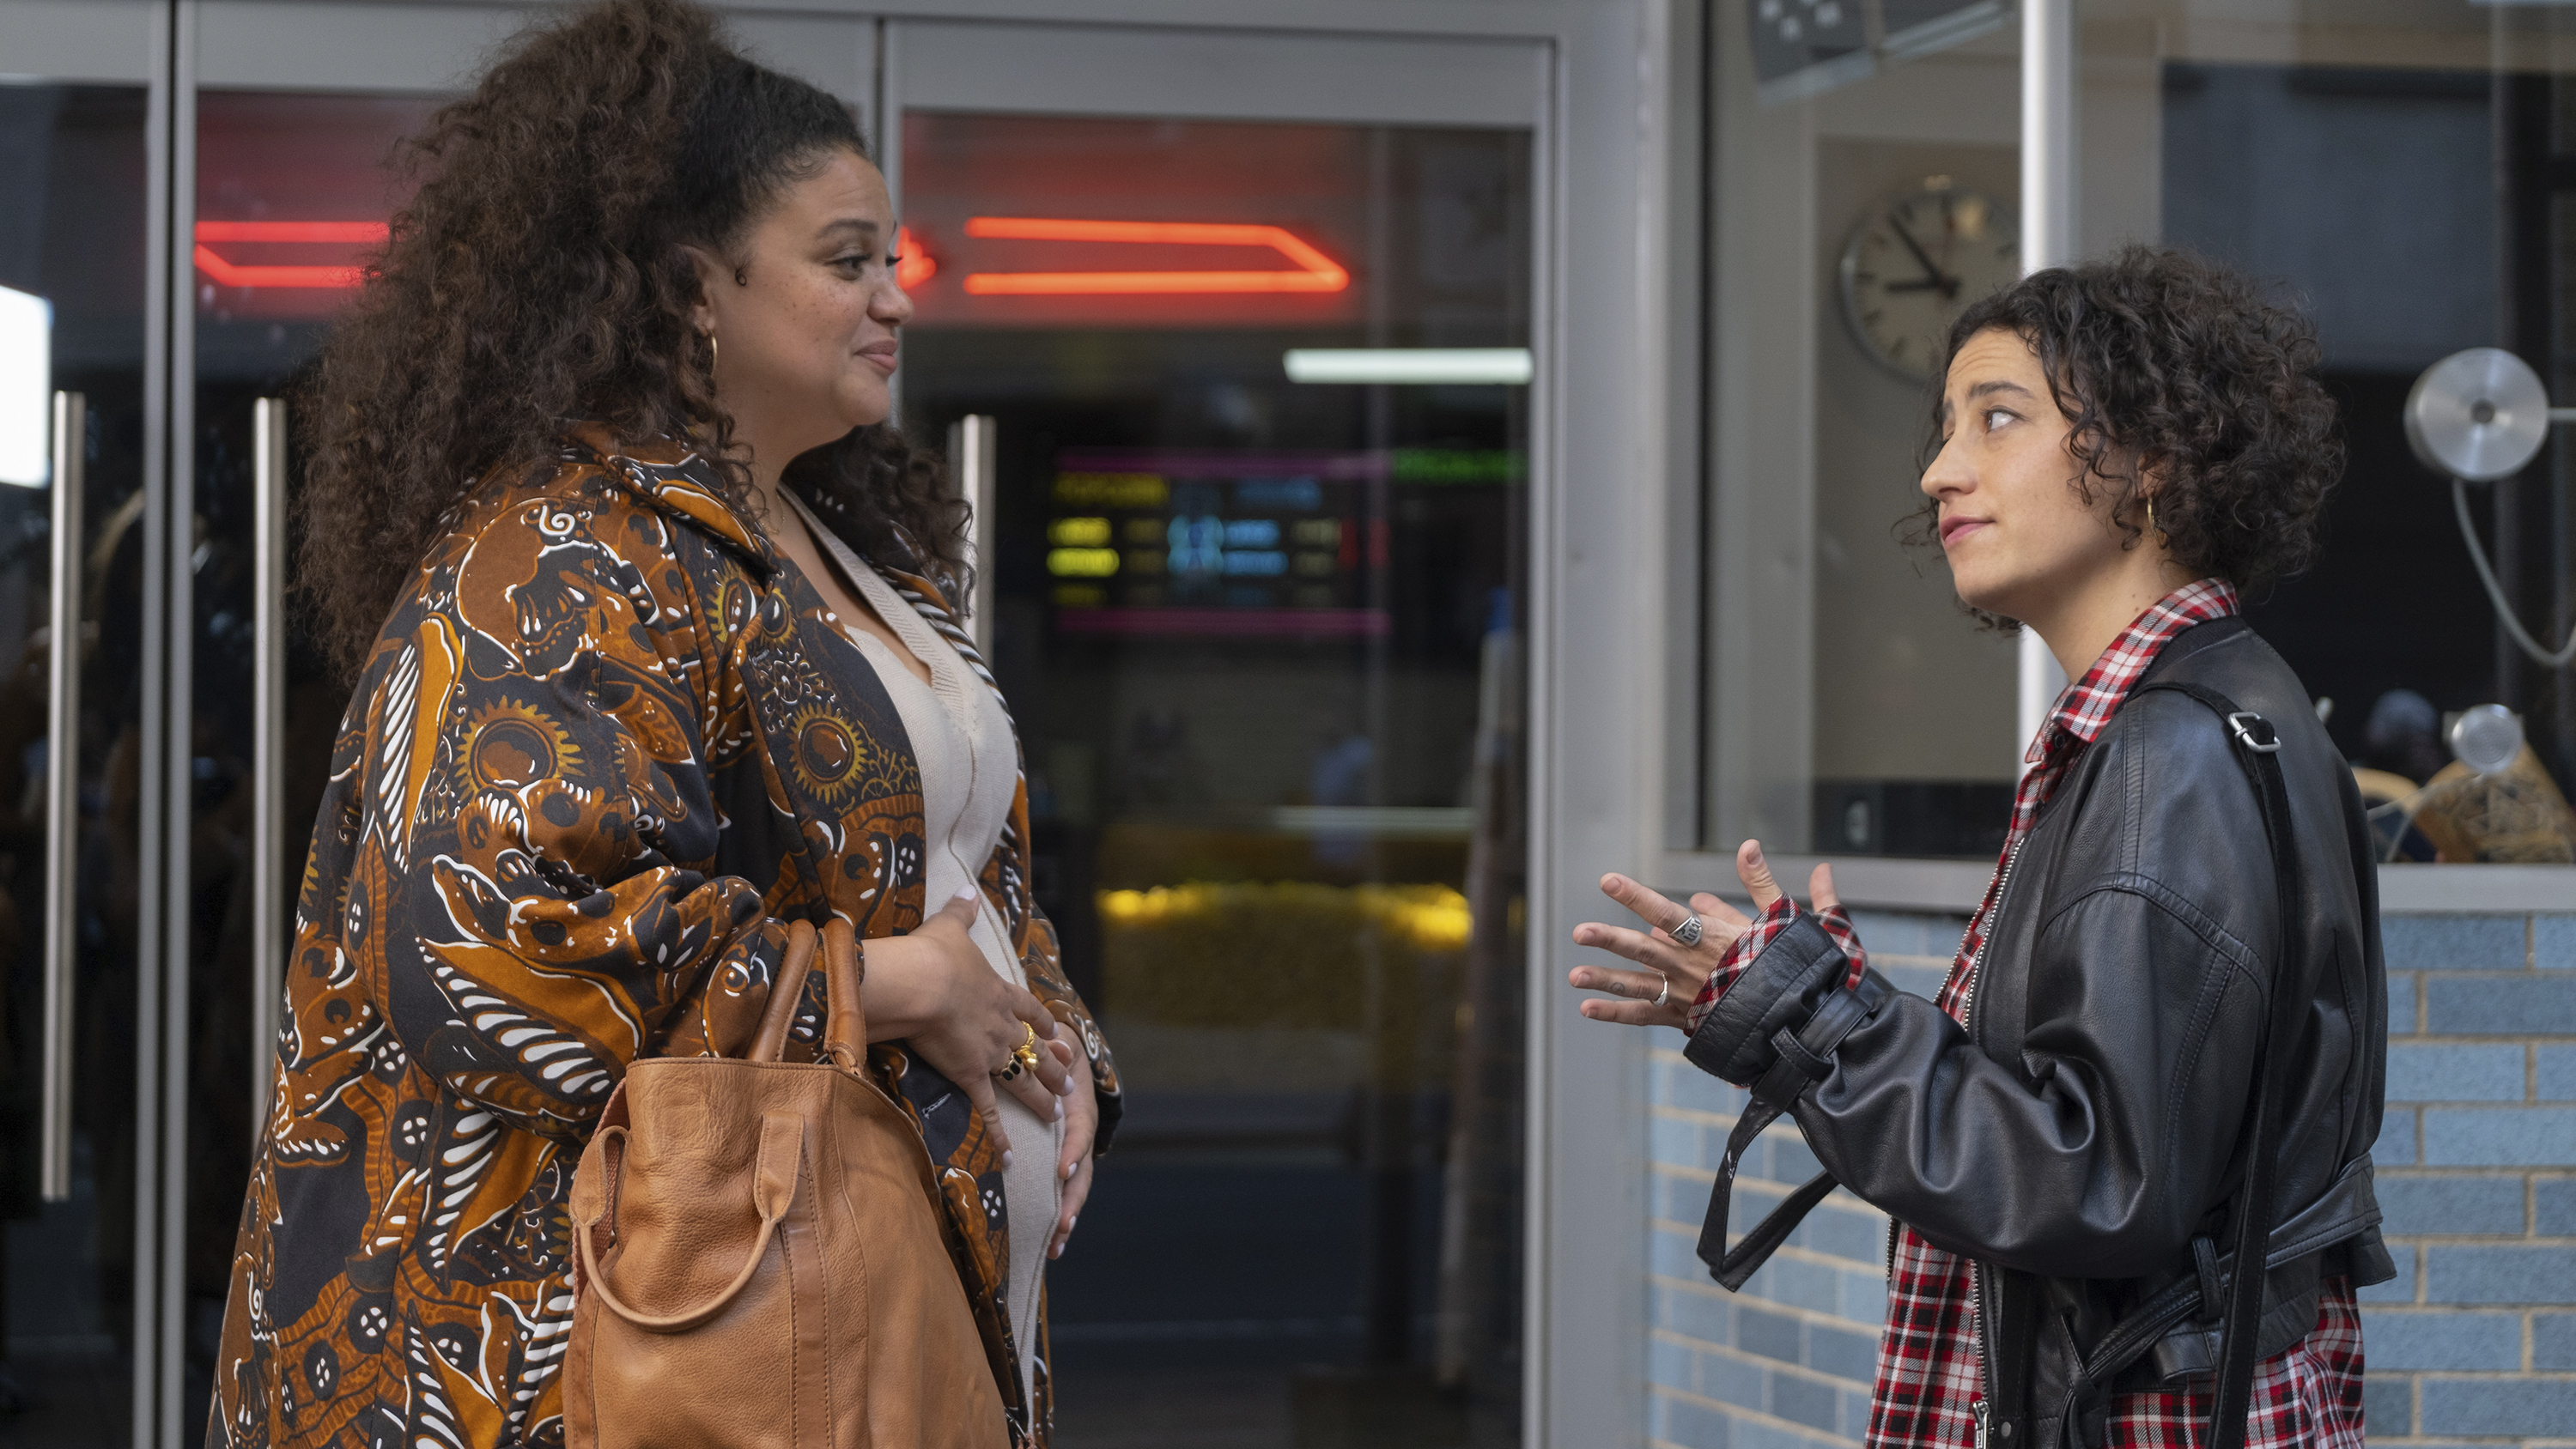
[42,391,84,1203]
[252,397,288,1132]
[946,414,997,654]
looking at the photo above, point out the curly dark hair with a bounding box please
[1906,245,2343,621]
[298,0,968,680]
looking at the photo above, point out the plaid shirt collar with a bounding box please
[2029,577,2241,767]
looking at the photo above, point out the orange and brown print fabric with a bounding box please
[211,424,1119,1449]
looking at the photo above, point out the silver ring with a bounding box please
[1669,914,1705,949]
[1653,977,1671,1009]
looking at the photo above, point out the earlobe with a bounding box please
[676,243,730,330]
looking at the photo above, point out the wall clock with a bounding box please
[1838,181,2020,381]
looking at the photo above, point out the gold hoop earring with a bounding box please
[703,330,719,384]
[2147,496,2168,548]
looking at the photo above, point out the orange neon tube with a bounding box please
[959,217,1347,295]
[896,226,938,288]
[195,221,390,243]
[191,246,362,288]
[193,220,389,288]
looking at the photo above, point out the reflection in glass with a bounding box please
[183,90,439,1441]
[2089,0,2576,863]
[903,113,1529,1446]
[0,78,149,1445]
[1714,0,2576,864]
[1709,3,2025,858]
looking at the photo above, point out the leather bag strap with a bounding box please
[2129,682,2304,1449]
[819,917,866,1066]
[574,1110,804,1333]
[1696,982,1875,1289]
[2069,1160,2380,1398]
[747,920,822,1064]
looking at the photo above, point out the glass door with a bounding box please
[0,1,160,1442]
[181,85,446,1443]
[172,7,877,1444]
[132,6,1542,1446]
[889,24,1543,1446]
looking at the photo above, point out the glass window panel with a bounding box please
[0,76,149,1443]
[2086,1,2576,864]
[1711,0,2576,865]
[1708,0,2023,858]
[901,111,1529,1445]
[185,88,440,1438]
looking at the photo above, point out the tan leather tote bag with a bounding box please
[563,919,1007,1448]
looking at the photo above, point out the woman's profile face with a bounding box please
[696,146,912,458]
[1919,327,2129,622]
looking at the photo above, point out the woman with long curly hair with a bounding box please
[211,3,1116,1444]
[1568,248,2390,1449]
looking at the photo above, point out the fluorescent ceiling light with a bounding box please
[1283,348,1533,385]
[0,284,51,488]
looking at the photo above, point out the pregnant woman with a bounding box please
[211,3,1117,1444]
[1571,248,2387,1449]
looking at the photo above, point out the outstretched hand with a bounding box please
[1566,840,1839,1028]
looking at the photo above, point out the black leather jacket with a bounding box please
[1686,618,2391,1449]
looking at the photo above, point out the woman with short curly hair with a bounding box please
[214,3,1114,1444]
[1570,247,2391,1449]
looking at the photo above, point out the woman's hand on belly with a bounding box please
[863,888,1078,1163]
[1049,1043,1095,1259]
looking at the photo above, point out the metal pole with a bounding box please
[947,414,997,654]
[2016,0,2077,762]
[41,391,86,1203]
[252,398,289,1134]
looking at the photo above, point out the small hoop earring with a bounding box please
[702,330,719,383]
[2147,496,2168,547]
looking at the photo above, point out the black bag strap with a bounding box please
[1695,681,2307,1449]
[2129,681,2305,1449]
[1694,973,1877,1289]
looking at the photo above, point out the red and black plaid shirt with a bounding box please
[1698,580,2366,1449]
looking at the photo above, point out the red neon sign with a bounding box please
[896,226,937,289]
[193,217,1334,299]
[194,220,388,288]
[959,218,1347,296]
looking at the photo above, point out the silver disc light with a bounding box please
[2450,704,2524,777]
[2405,348,2551,482]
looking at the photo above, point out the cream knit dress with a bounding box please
[790,494,1064,1392]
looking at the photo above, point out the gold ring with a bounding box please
[995,1023,1041,1080]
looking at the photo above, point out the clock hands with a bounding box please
[1887,215,1960,300]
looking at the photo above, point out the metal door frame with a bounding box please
[0,2,183,1437]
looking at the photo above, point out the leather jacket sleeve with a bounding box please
[1688,884,2272,1282]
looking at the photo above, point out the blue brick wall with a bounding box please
[1645,909,1965,1449]
[2365,912,2576,1446]
[1644,907,2576,1449]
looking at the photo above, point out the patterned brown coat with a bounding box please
[213,425,1119,1448]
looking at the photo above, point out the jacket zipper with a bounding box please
[1962,836,2021,1446]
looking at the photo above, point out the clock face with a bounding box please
[1839,185,2021,381]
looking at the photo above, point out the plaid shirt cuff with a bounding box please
[1816,904,1868,987]
[1681,897,1869,1034]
